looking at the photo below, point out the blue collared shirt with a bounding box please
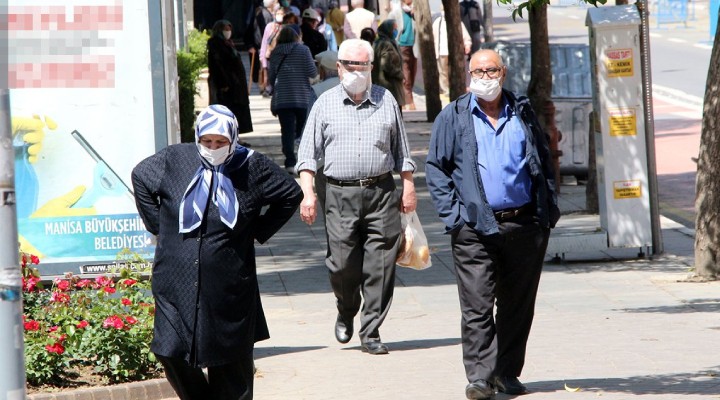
[470,93,532,210]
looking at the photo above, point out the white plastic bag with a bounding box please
[396,211,432,270]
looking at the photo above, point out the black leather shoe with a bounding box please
[465,380,495,399]
[334,314,353,344]
[493,376,529,395]
[361,340,389,355]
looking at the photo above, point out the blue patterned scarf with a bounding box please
[179,105,252,233]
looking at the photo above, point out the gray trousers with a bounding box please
[450,215,549,383]
[324,176,401,342]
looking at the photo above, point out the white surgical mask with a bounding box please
[275,14,283,22]
[469,77,502,101]
[341,70,371,96]
[223,31,232,40]
[199,144,232,166]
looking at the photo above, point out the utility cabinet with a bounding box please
[586,6,652,249]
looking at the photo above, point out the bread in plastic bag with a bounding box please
[396,211,432,270]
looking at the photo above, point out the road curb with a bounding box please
[27,378,174,400]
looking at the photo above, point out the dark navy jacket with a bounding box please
[425,90,560,235]
[132,144,302,367]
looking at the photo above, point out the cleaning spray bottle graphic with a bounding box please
[14,134,38,218]
[13,116,57,218]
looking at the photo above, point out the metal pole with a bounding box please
[0,89,27,398]
[637,0,664,255]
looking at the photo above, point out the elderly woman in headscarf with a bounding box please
[131,105,302,400]
[207,20,253,135]
[372,19,405,108]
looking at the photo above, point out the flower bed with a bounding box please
[21,251,162,390]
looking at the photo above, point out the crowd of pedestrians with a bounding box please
[134,1,562,399]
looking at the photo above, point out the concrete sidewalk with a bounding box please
[237,91,719,399]
[28,89,719,400]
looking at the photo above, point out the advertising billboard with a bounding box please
[9,0,170,276]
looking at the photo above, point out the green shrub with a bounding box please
[178,29,210,143]
[22,251,160,386]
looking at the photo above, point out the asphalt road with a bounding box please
[490,2,712,229]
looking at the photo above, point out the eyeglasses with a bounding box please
[469,67,502,79]
[338,59,371,72]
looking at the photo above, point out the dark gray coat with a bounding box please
[132,144,302,367]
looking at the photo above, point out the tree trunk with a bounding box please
[586,111,599,213]
[483,0,494,43]
[694,17,720,279]
[414,0,442,121]
[527,4,561,191]
[443,0,468,100]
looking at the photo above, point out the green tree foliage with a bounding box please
[177,29,210,143]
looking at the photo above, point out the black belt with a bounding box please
[494,203,534,222]
[325,172,392,187]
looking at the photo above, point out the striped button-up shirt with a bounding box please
[296,84,416,180]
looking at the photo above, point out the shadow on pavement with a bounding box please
[614,298,720,314]
[526,367,720,396]
[342,337,461,353]
[254,345,327,360]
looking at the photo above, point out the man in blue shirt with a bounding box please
[426,49,560,399]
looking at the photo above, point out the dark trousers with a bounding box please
[276,108,307,168]
[157,352,254,400]
[324,176,401,342]
[249,50,260,84]
[450,216,549,383]
[399,46,417,106]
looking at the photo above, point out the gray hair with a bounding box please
[350,0,364,8]
[338,38,374,63]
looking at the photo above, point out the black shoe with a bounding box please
[465,380,495,399]
[360,340,389,355]
[493,376,528,395]
[334,314,353,344]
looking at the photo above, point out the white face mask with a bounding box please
[341,70,371,96]
[199,144,232,166]
[469,77,502,102]
[223,31,232,40]
[275,14,283,22]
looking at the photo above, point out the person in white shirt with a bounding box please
[432,9,472,96]
[343,0,378,39]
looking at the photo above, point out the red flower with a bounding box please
[22,276,40,292]
[102,315,125,330]
[23,320,40,331]
[54,279,70,291]
[121,298,132,306]
[30,255,40,264]
[45,342,65,355]
[50,291,70,303]
[122,279,138,287]
[103,287,116,294]
[21,254,27,267]
[95,276,114,287]
[76,279,94,289]
[125,315,138,325]
[48,325,59,333]
[76,320,89,329]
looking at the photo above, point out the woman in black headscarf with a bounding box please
[207,20,253,135]
[372,19,405,108]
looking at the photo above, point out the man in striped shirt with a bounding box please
[296,38,416,356]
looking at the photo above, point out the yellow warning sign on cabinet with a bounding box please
[613,180,642,199]
[609,108,637,136]
[605,48,633,77]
